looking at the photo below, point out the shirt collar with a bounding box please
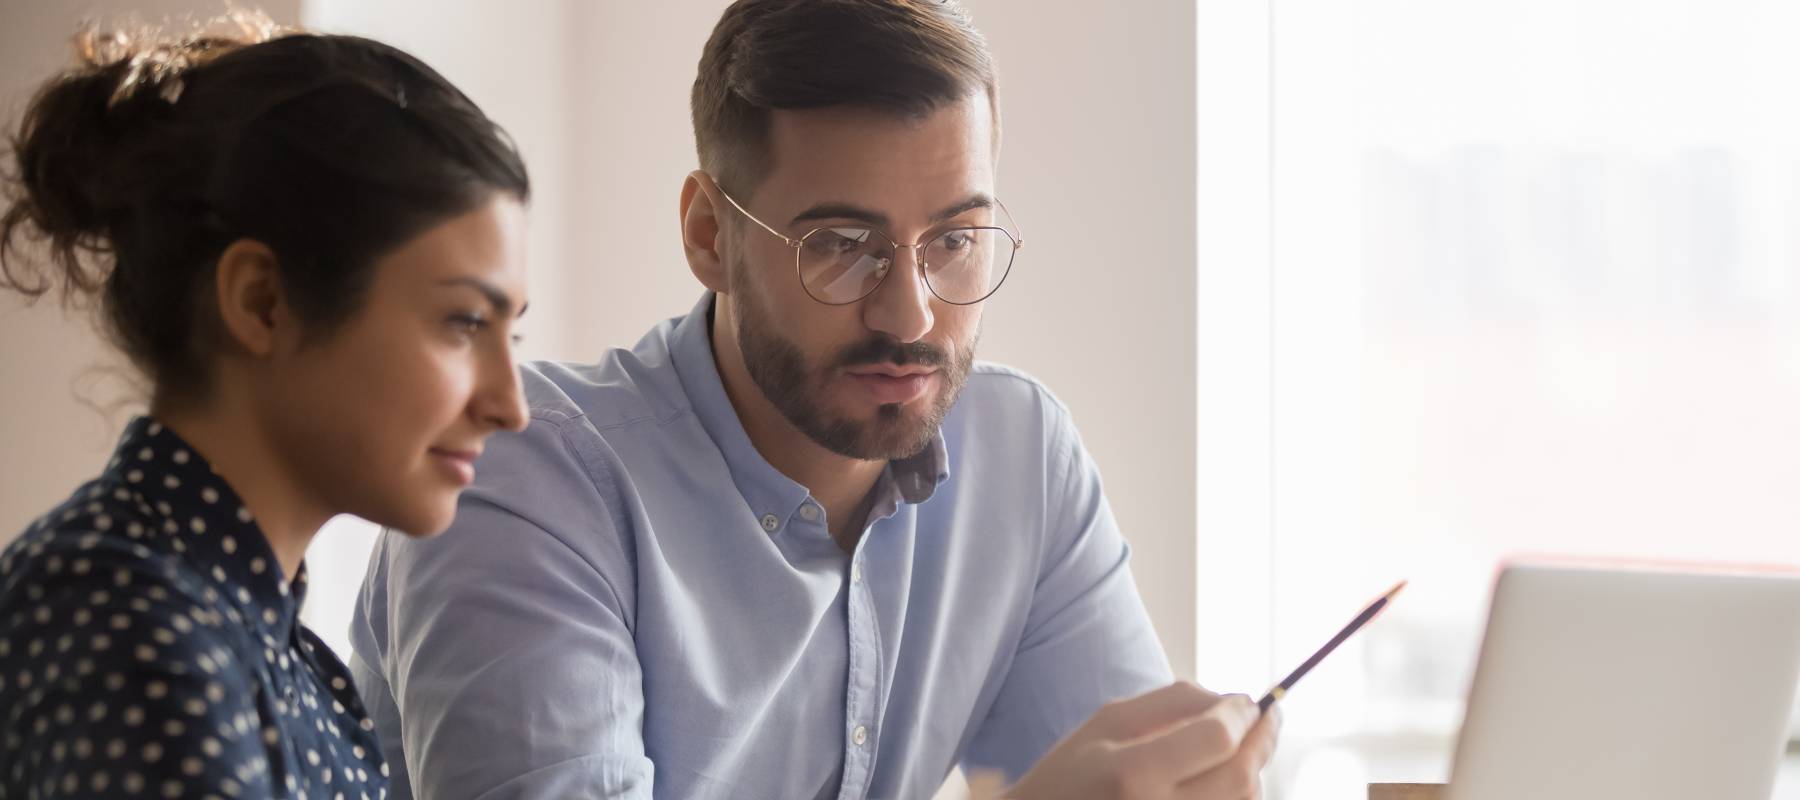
[104,417,306,643]
[667,293,951,534]
[670,295,812,530]
[890,430,950,505]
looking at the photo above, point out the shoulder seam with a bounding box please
[587,404,694,435]
[968,362,1072,416]
[514,413,637,628]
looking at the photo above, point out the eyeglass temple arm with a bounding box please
[995,197,1023,249]
[712,181,802,248]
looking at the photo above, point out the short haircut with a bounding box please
[691,0,998,198]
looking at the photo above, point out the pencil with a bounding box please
[1257,579,1407,713]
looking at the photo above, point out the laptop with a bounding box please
[1446,562,1800,800]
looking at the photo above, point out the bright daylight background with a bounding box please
[1197,0,1800,796]
[5,0,1800,798]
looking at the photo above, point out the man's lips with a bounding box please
[842,367,939,404]
[845,364,938,378]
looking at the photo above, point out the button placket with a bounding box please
[842,545,875,797]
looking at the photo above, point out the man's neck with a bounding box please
[152,393,329,582]
[709,302,885,551]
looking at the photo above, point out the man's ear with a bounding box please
[213,239,292,359]
[681,170,730,294]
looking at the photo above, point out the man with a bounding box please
[349,2,1279,798]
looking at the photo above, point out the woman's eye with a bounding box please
[448,313,488,336]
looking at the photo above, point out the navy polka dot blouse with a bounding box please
[0,418,389,799]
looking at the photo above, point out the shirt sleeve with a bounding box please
[958,401,1175,782]
[1,545,276,799]
[353,413,653,799]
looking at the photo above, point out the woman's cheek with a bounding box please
[417,344,481,425]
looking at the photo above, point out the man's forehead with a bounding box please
[757,95,997,216]
[765,89,995,139]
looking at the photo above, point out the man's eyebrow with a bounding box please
[931,194,993,223]
[438,277,527,318]
[791,203,888,229]
[788,193,996,230]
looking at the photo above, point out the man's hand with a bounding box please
[1004,681,1281,800]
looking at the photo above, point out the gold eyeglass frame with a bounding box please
[708,176,1024,307]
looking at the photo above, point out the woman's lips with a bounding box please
[429,448,479,486]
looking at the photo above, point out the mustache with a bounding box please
[831,335,950,370]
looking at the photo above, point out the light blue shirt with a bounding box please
[349,294,1171,799]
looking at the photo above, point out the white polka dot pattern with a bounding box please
[0,418,389,799]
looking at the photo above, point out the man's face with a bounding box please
[723,94,997,461]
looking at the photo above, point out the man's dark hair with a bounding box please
[692,0,998,198]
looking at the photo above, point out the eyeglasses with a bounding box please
[712,180,1023,306]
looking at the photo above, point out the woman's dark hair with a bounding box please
[1,15,530,400]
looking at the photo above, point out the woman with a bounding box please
[0,12,531,798]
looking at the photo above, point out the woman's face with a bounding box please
[260,195,531,536]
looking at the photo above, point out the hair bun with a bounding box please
[1,62,135,297]
[74,9,287,107]
[0,9,289,298]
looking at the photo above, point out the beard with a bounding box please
[730,263,975,461]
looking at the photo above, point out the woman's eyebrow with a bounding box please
[438,277,527,317]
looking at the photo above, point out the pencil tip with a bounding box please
[1386,579,1408,599]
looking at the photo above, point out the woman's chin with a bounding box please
[365,491,462,538]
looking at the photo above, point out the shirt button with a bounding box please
[852,725,869,747]
[851,562,863,584]
[799,503,821,522]
[760,514,780,533]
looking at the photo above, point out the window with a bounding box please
[1199,1,1800,796]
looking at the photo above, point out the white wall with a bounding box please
[975,1,1198,679]
[3,1,1201,682]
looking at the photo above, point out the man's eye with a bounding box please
[811,228,875,255]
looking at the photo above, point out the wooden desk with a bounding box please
[1368,784,1445,800]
